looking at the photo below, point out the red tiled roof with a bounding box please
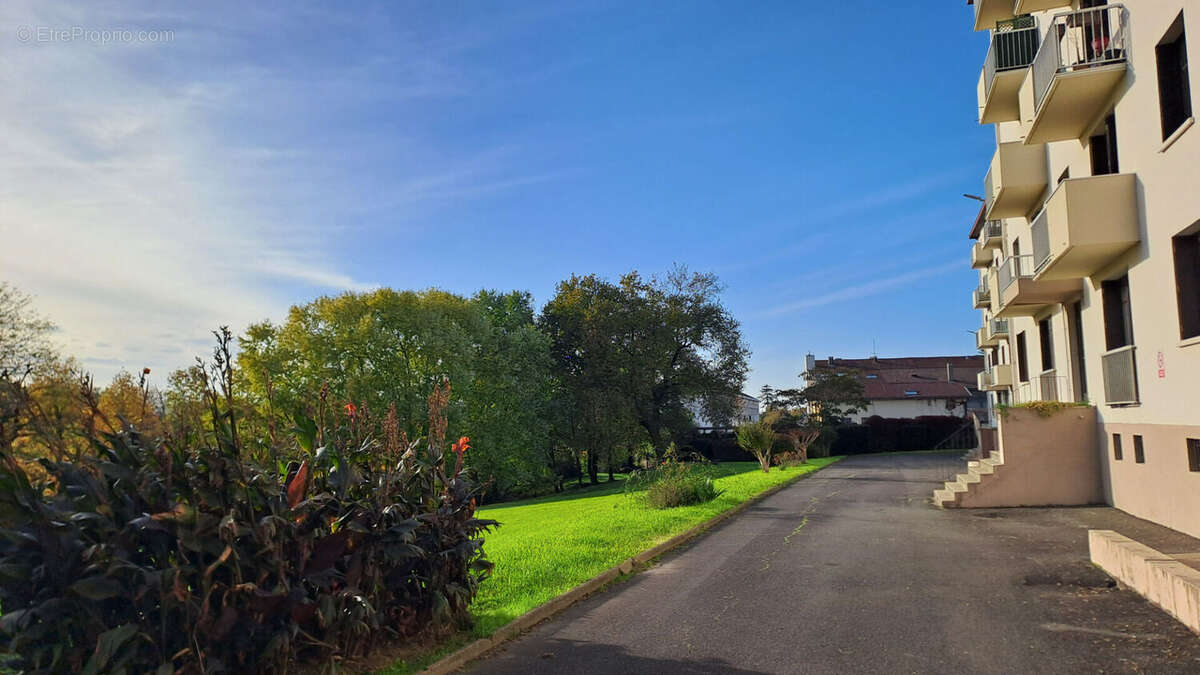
[968,203,987,239]
[812,355,984,401]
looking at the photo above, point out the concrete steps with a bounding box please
[934,451,1003,508]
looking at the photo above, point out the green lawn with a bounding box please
[381,456,842,672]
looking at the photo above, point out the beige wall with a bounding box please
[959,406,1103,507]
[971,2,1200,536]
[854,398,962,423]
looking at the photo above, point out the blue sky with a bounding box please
[1,1,995,395]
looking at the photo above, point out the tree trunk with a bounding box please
[587,451,599,485]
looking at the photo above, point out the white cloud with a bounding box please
[760,260,963,316]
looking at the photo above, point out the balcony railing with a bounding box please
[997,255,1035,293]
[1032,5,1129,113]
[988,318,1009,340]
[984,17,1039,100]
[982,219,1003,242]
[1015,371,1069,404]
[1102,345,1139,405]
[974,284,992,308]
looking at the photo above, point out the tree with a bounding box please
[777,366,867,427]
[238,288,552,499]
[735,420,775,473]
[759,384,778,411]
[0,282,56,379]
[540,266,749,459]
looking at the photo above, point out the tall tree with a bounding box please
[541,267,749,457]
[777,366,868,427]
[0,282,56,379]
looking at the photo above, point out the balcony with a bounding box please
[984,142,1047,220]
[973,284,992,309]
[977,318,1009,348]
[1031,174,1139,281]
[1014,1,1070,14]
[978,220,1003,249]
[978,364,1014,391]
[971,242,995,269]
[1024,5,1130,145]
[1102,345,1139,405]
[978,17,1039,124]
[1014,371,1070,403]
[973,0,1016,32]
[995,255,1081,317]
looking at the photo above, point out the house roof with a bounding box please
[968,203,987,239]
[811,355,985,401]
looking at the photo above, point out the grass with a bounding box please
[379,456,842,673]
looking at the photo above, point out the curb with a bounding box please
[419,459,840,674]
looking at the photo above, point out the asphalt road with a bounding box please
[471,452,1200,674]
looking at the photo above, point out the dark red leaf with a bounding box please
[286,460,309,509]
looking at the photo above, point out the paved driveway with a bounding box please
[472,453,1200,674]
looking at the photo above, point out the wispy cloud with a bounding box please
[759,260,962,316]
[0,0,574,382]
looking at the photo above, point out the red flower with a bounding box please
[142,367,151,375]
[345,403,358,418]
[451,436,470,456]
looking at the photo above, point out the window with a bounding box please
[1113,433,1123,460]
[1102,275,1134,350]
[865,374,879,379]
[1157,13,1193,141]
[1175,227,1200,340]
[1038,318,1055,372]
[1016,331,1030,382]
[904,390,919,397]
[1134,434,1146,463]
[1189,439,1200,472]
[1090,113,1119,175]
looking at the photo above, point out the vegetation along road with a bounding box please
[473,453,1200,674]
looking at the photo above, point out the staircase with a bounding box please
[932,450,1003,508]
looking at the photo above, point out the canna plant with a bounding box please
[0,331,496,674]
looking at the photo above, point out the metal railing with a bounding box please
[1102,345,1139,405]
[984,16,1039,99]
[1015,372,1069,404]
[1031,206,1051,273]
[974,285,991,306]
[983,219,1003,241]
[989,318,1009,339]
[1032,4,1129,112]
[997,255,1035,293]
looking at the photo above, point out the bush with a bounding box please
[626,458,721,509]
[0,339,496,673]
[772,451,806,468]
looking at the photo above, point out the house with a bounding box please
[948,1,1200,540]
[802,354,986,424]
[687,392,761,428]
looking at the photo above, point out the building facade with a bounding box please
[803,355,986,424]
[687,393,761,428]
[967,0,1200,536]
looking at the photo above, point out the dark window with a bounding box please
[1038,317,1055,372]
[1090,113,1119,175]
[1102,275,1134,350]
[1072,302,1089,399]
[1157,13,1193,140]
[1012,239,1021,259]
[1113,433,1123,460]
[1016,331,1030,382]
[1188,439,1200,472]
[1175,228,1200,339]
[1134,435,1146,463]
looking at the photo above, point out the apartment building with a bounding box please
[964,1,1199,537]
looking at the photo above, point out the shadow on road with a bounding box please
[478,638,768,674]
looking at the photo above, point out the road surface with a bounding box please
[472,452,1200,674]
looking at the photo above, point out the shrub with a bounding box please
[0,335,496,674]
[644,463,720,508]
[735,421,776,473]
[625,454,721,509]
[772,451,806,468]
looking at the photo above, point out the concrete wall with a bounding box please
[958,406,1103,508]
[970,2,1200,537]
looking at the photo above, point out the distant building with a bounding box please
[687,393,760,428]
[802,354,986,424]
